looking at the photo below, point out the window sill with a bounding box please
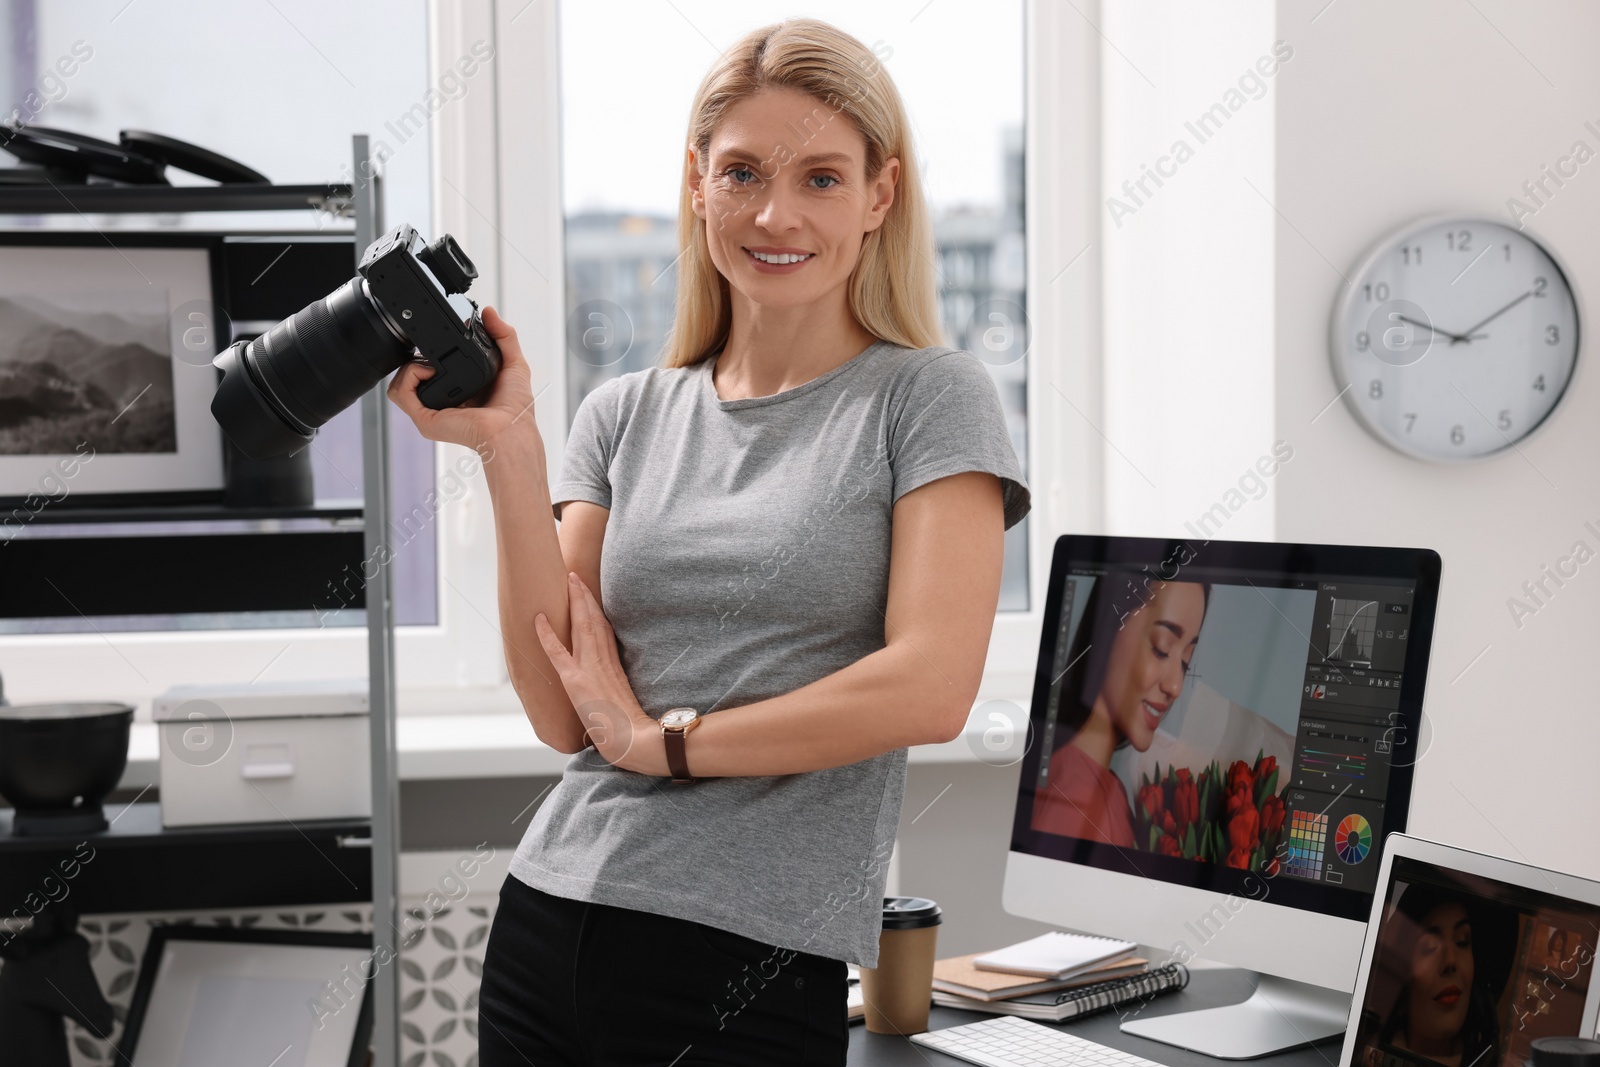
[117,686,1035,787]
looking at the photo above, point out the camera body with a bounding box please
[356,223,500,410]
[211,224,502,460]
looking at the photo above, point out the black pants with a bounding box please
[478,873,849,1066]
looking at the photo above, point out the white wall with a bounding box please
[1273,0,1600,879]
[1101,2,1279,539]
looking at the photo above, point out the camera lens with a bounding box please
[211,277,413,459]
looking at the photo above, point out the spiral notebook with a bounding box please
[930,963,1190,1023]
[933,952,1148,1001]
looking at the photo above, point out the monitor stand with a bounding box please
[1120,973,1349,1060]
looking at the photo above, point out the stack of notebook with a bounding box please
[927,931,1188,1023]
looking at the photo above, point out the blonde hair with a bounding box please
[662,19,942,369]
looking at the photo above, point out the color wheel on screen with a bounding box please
[1334,814,1372,864]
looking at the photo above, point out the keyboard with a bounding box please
[910,1015,1164,1067]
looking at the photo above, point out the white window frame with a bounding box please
[980,0,1103,698]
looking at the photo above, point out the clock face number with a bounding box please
[1333,218,1579,461]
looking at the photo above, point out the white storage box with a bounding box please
[153,680,371,828]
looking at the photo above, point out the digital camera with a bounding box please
[211,224,501,459]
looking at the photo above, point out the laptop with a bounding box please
[1342,833,1600,1067]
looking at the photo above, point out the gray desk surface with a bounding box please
[848,967,1346,1066]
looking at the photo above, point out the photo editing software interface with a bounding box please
[1026,562,1419,895]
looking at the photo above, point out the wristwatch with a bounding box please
[660,707,702,783]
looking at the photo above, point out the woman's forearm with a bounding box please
[481,428,590,754]
[652,641,972,778]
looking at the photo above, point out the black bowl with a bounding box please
[0,702,134,835]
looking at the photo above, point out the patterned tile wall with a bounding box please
[56,849,505,1067]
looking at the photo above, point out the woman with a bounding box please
[1369,885,1510,1067]
[388,19,1029,1066]
[1031,574,1208,847]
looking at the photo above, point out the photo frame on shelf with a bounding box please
[114,925,374,1067]
[0,231,229,507]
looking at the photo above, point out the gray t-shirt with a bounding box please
[508,338,1030,967]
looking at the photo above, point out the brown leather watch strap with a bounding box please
[665,727,693,783]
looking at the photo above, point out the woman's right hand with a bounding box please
[386,304,541,458]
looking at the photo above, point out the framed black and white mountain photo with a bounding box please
[0,234,226,503]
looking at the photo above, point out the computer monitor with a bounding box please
[1003,535,1442,1058]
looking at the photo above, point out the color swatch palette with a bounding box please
[1284,811,1328,879]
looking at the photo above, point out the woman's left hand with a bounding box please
[534,573,665,775]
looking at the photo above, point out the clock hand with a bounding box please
[1450,289,1533,344]
[1393,315,1472,344]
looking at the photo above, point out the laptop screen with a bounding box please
[1353,854,1600,1067]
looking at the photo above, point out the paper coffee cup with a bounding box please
[859,896,941,1035]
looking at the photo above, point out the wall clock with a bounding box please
[1329,216,1579,461]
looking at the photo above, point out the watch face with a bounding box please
[1330,216,1579,462]
[660,708,697,728]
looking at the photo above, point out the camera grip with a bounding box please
[414,309,502,410]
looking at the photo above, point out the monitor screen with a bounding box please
[1353,855,1600,1067]
[1010,536,1441,922]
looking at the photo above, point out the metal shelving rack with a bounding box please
[351,134,404,1067]
[0,134,404,1065]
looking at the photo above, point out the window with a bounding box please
[2,0,440,628]
[557,0,1029,608]
[0,1,509,698]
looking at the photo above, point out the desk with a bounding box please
[848,967,1343,1066]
